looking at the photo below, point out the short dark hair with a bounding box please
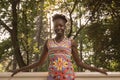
[52,14,67,23]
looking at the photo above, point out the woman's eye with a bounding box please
[55,25,62,27]
[59,25,63,27]
[54,24,65,29]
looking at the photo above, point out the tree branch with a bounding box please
[109,4,120,20]
[65,0,79,38]
[0,19,12,33]
[73,0,103,39]
[70,0,78,14]
[73,17,92,39]
[64,2,71,13]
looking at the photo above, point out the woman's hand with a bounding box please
[97,68,108,75]
[71,39,108,75]
[10,40,48,77]
[11,69,20,77]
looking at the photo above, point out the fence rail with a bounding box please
[0,72,120,80]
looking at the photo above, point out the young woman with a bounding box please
[11,14,107,80]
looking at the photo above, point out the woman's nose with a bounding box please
[57,25,61,29]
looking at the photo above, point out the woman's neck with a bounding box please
[55,35,65,42]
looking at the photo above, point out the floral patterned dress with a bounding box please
[47,37,75,80]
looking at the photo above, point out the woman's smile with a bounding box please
[57,29,63,33]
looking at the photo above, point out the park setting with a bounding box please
[0,0,120,80]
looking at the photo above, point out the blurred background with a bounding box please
[0,0,120,72]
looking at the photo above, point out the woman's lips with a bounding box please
[57,30,63,33]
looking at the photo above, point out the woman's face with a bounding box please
[53,19,66,36]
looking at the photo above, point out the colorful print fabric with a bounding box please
[47,37,75,80]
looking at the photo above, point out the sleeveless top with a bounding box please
[47,37,75,80]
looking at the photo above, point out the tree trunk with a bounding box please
[10,32,26,68]
[10,0,26,68]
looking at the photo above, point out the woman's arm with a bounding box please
[11,40,49,77]
[71,39,107,75]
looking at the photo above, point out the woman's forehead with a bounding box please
[53,19,65,25]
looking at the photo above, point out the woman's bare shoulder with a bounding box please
[70,39,78,47]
